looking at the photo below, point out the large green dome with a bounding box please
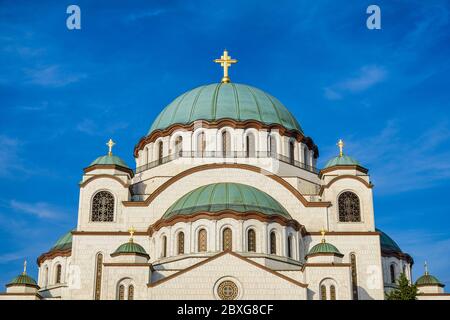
[163,183,291,220]
[377,228,402,253]
[89,154,129,168]
[51,230,73,251]
[148,83,302,134]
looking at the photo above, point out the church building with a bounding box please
[1,50,448,300]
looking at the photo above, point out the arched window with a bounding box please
[44,266,48,287]
[223,228,232,251]
[330,285,336,300]
[197,132,206,156]
[118,284,125,300]
[246,133,256,157]
[270,232,277,255]
[157,141,163,164]
[94,253,103,300]
[338,191,361,222]
[161,236,167,258]
[177,232,185,255]
[91,191,114,222]
[128,285,134,300]
[247,229,256,252]
[320,285,327,300]
[55,264,62,284]
[174,136,183,157]
[268,135,277,156]
[198,229,207,252]
[222,131,231,157]
[350,253,358,300]
[390,264,396,284]
[303,146,308,165]
[287,235,293,258]
[289,140,295,164]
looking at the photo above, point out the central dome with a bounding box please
[148,83,302,134]
[163,182,291,220]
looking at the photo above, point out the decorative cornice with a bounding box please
[305,252,344,259]
[103,263,152,267]
[134,118,319,158]
[5,283,40,289]
[79,174,130,188]
[148,210,305,236]
[71,231,147,236]
[148,250,308,288]
[110,252,150,259]
[319,165,368,176]
[301,262,351,271]
[318,174,373,196]
[123,163,331,208]
[305,231,380,236]
[0,292,42,298]
[37,249,72,266]
[381,249,414,264]
[83,164,134,177]
[417,292,450,296]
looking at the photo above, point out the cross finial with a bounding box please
[106,138,115,156]
[424,261,429,275]
[23,260,27,275]
[320,228,326,243]
[214,49,238,83]
[337,139,344,157]
[128,226,136,242]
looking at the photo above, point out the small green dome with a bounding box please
[377,228,402,253]
[307,242,343,257]
[415,274,444,287]
[51,230,73,251]
[112,241,149,257]
[7,274,38,287]
[163,183,291,220]
[90,154,129,168]
[324,155,360,169]
[148,83,302,134]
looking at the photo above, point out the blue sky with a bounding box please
[0,0,449,290]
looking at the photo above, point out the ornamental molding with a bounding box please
[79,174,130,188]
[37,249,72,266]
[318,174,373,196]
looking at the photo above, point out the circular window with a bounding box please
[217,280,239,300]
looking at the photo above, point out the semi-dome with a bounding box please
[148,83,302,135]
[307,242,343,257]
[89,154,129,168]
[6,274,38,288]
[111,241,149,258]
[163,182,291,220]
[324,155,360,169]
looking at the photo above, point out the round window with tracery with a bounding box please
[217,280,238,300]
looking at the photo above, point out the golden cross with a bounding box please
[320,228,326,243]
[424,261,428,275]
[337,139,344,157]
[106,138,115,156]
[128,226,136,242]
[23,260,27,275]
[214,49,237,83]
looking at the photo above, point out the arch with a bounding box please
[270,231,277,255]
[338,191,361,222]
[303,146,308,166]
[287,234,293,258]
[118,284,125,300]
[80,174,130,188]
[330,285,336,300]
[55,264,62,284]
[43,265,48,287]
[196,131,206,156]
[350,253,359,300]
[247,229,256,252]
[221,130,231,156]
[157,140,163,164]
[268,134,277,156]
[177,232,185,255]
[245,132,256,157]
[320,284,327,300]
[91,190,115,222]
[128,284,134,300]
[390,263,396,284]
[94,253,103,300]
[198,228,207,252]
[222,227,232,251]
[289,139,295,164]
[161,235,167,258]
[174,136,183,157]
[123,163,331,208]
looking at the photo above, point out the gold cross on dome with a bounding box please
[128,226,136,242]
[23,260,27,275]
[320,228,326,243]
[214,49,238,83]
[106,138,115,156]
[337,139,344,157]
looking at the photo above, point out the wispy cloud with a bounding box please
[321,120,450,194]
[23,65,86,87]
[0,135,24,177]
[124,9,166,23]
[324,65,387,100]
[9,200,66,219]
[76,118,129,136]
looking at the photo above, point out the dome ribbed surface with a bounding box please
[377,228,402,253]
[148,83,302,134]
[90,155,129,168]
[113,241,148,256]
[307,242,342,256]
[415,274,444,287]
[324,155,360,168]
[163,183,291,220]
[51,230,73,251]
[7,274,38,287]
